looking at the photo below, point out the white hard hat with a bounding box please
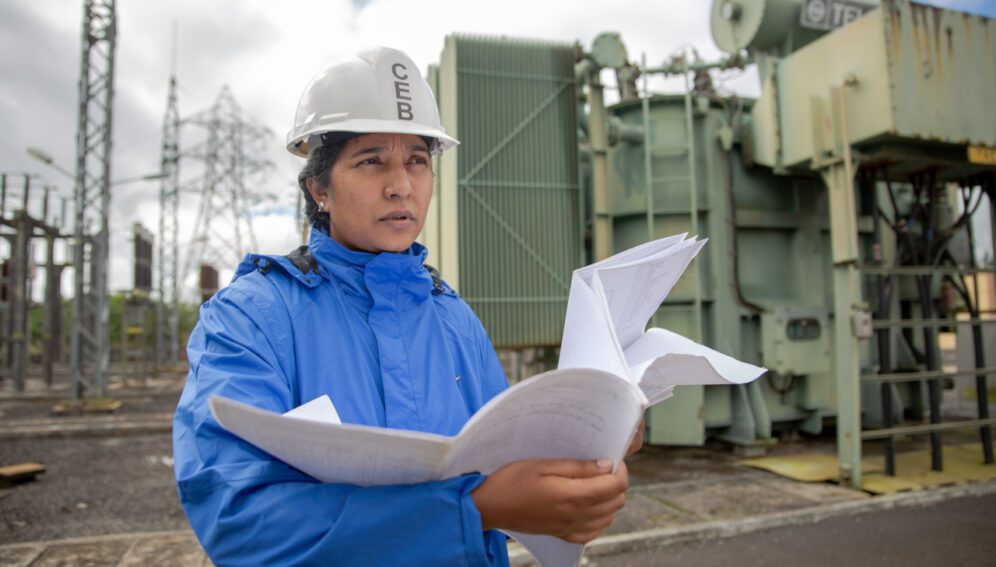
[286,46,458,157]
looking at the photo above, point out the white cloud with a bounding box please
[5,0,994,306]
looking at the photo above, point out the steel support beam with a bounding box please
[8,209,31,392]
[70,0,117,400]
[42,231,66,387]
[813,83,864,488]
[157,68,180,367]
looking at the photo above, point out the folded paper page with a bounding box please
[283,394,342,424]
[211,397,450,486]
[592,238,706,350]
[625,328,766,386]
[574,233,687,288]
[558,276,629,377]
[443,370,645,478]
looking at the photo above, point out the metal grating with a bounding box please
[435,35,581,348]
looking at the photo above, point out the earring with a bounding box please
[320,201,326,211]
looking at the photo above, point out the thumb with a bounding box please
[539,458,614,479]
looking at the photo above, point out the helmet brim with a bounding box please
[287,119,459,158]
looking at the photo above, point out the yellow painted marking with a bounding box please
[968,145,996,165]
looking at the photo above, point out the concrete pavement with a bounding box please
[3,478,993,566]
[2,379,994,566]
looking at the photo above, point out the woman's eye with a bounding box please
[359,157,380,166]
[409,156,429,165]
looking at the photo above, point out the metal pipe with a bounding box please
[642,52,752,77]
[862,367,996,383]
[588,68,613,261]
[970,314,994,464]
[861,418,996,440]
[682,55,703,341]
[871,318,996,329]
[860,265,991,275]
[916,273,943,471]
[870,171,896,475]
[641,52,654,244]
[725,119,765,314]
[962,180,994,463]
[609,118,645,145]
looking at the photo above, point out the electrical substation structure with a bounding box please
[157,68,181,367]
[182,86,272,291]
[0,175,69,392]
[69,0,117,400]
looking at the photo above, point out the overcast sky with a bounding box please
[0,0,992,300]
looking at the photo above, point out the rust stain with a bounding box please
[887,0,904,61]
[931,6,944,79]
[946,26,953,61]
[910,2,922,64]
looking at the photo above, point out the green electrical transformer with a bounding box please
[427,1,996,470]
[610,0,996,453]
[608,95,839,446]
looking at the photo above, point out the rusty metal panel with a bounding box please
[885,0,996,146]
[752,0,996,169]
[773,6,896,167]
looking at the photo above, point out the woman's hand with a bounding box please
[471,458,629,544]
[626,418,644,457]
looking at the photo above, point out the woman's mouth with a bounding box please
[379,210,415,228]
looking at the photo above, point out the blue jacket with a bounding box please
[173,228,510,566]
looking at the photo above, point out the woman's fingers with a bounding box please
[626,418,644,456]
[471,458,630,540]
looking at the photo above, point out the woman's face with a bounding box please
[312,133,433,254]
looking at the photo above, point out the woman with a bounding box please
[173,46,635,566]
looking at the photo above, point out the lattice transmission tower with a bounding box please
[156,56,181,366]
[182,87,272,288]
[69,0,117,399]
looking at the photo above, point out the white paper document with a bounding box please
[209,234,767,567]
[283,394,342,424]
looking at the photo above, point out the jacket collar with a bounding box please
[307,226,433,310]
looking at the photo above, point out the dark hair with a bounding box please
[297,135,436,232]
[297,140,349,232]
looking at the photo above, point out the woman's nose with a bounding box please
[384,162,413,199]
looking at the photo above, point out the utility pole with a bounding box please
[70,0,117,400]
[7,177,33,392]
[157,24,181,367]
[0,175,66,392]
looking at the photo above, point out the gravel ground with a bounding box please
[0,425,755,546]
[0,433,186,544]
